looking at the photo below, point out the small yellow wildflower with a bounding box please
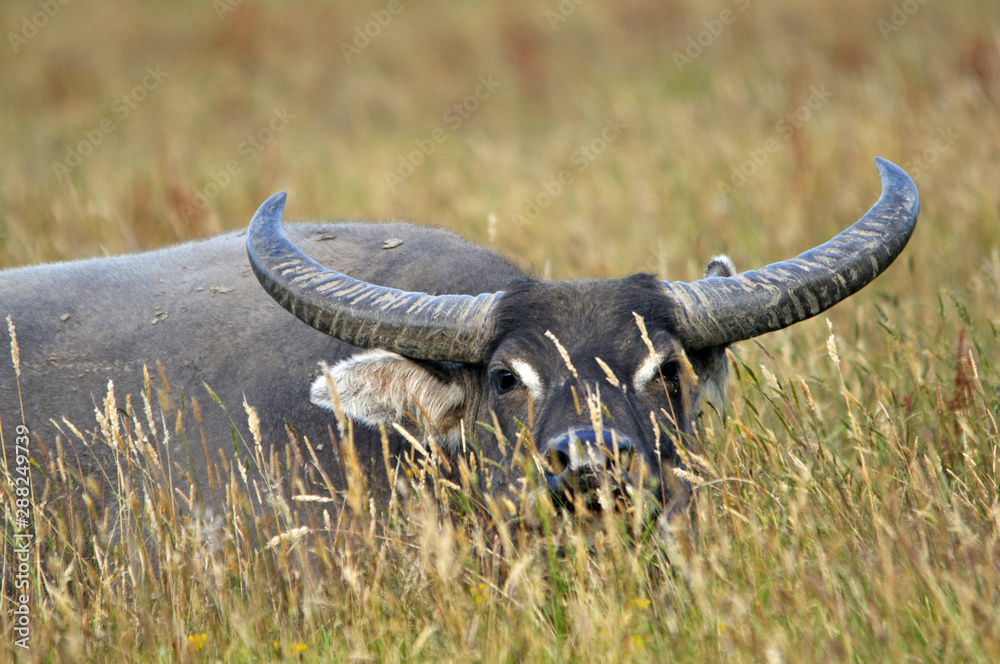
[187,632,207,652]
[273,640,309,656]
[631,597,651,610]
[631,634,645,648]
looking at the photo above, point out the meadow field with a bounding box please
[2,0,1000,661]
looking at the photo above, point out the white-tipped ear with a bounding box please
[311,350,467,445]
[691,253,735,421]
[704,254,736,278]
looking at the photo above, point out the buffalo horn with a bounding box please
[246,192,502,363]
[664,157,919,350]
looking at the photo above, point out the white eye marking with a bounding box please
[510,359,543,401]
[633,351,667,390]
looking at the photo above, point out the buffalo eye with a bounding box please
[658,360,681,396]
[492,369,519,395]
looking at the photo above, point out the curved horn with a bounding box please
[665,157,919,349]
[246,192,502,363]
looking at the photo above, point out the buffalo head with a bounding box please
[246,158,919,515]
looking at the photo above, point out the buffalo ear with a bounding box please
[310,350,468,447]
[704,254,736,278]
[686,256,737,419]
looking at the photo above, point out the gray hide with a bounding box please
[0,223,524,513]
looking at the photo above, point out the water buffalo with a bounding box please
[1,158,918,521]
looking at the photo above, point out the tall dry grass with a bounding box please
[1,0,999,661]
[1,274,997,662]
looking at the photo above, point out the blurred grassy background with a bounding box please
[3,0,996,291]
[3,0,997,385]
[2,0,1000,661]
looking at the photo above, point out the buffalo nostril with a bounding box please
[548,446,570,475]
[597,432,633,472]
[610,438,634,471]
[546,429,634,477]
[543,429,638,511]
